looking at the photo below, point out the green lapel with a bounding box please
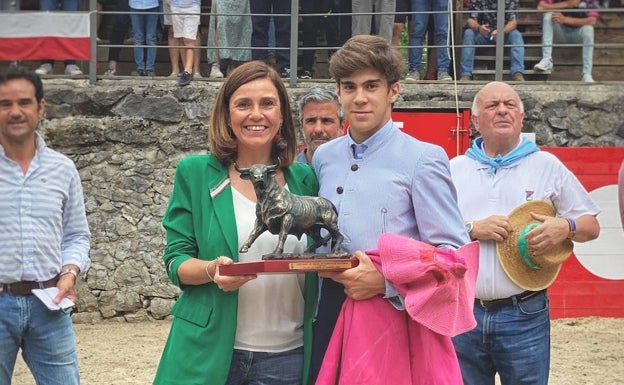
[205,155,239,261]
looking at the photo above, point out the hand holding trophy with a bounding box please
[220,163,356,275]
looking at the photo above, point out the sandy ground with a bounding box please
[11,317,624,385]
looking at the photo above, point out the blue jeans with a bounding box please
[224,346,303,385]
[0,292,79,385]
[541,12,594,76]
[452,291,550,385]
[460,28,525,76]
[130,7,159,72]
[408,0,450,72]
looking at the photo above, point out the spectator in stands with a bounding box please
[250,0,292,78]
[460,0,525,81]
[296,87,345,164]
[352,0,396,42]
[192,31,203,78]
[163,0,183,77]
[170,0,201,85]
[406,0,452,81]
[397,13,440,80]
[336,0,353,47]
[391,0,409,48]
[206,0,252,78]
[129,0,159,77]
[35,0,84,75]
[299,0,342,79]
[163,0,202,78]
[450,81,600,385]
[96,0,103,42]
[423,19,439,80]
[103,0,131,76]
[533,0,599,83]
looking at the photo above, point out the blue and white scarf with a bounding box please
[466,137,540,175]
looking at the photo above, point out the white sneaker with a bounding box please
[35,63,53,75]
[209,63,224,78]
[533,58,553,72]
[437,71,452,81]
[582,74,595,83]
[65,64,83,75]
[405,70,420,81]
[193,72,203,79]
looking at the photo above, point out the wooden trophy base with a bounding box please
[220,253,357,275]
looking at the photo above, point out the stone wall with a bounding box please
[37,79,624,323]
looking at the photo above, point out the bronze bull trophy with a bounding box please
[220,163,354,275]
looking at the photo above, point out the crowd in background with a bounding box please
[0,0,614,83]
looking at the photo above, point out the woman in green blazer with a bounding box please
[154,61,318,385]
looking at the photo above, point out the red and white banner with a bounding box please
[0,12,91,61]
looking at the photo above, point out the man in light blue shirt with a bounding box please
[309,34,470,383]
[0,67,90,385]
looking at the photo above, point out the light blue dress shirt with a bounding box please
[313,119,469,259]
[0,134,91,283]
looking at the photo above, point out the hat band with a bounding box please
[517,222,542,270]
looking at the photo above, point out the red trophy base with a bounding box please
[220,256,358,276]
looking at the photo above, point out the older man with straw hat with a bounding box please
[449,81,600,385]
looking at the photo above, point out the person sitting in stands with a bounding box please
[460,0,525,82]
[533,0,599,83]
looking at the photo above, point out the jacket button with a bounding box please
[351,164,359,171]
[336,186,344,194]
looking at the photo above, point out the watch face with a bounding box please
[465,222,473,233]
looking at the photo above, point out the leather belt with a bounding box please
[476,290,544,311]
[0,276,59,296]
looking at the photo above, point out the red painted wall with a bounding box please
[392,109,624,319]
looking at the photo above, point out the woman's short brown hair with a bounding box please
[329,34,404,86]
[209,61,297,168]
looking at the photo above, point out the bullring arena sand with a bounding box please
[12,317,624,385]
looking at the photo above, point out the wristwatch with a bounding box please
[465,221,475,235]
[60,268,79,279]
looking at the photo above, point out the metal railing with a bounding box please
[3,0,623,85]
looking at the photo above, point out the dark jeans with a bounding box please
[300,0,341,73]
[250,0,291,72]
[107,0,131,62]
[225,346,304,385]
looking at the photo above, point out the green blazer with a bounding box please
[154,154,319,385]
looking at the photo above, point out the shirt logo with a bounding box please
[525,190,535,201]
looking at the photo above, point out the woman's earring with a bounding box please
[273,133,287,150]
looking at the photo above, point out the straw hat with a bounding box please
[496,200,574,291]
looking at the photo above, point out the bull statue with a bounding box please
[236,163,345,258]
